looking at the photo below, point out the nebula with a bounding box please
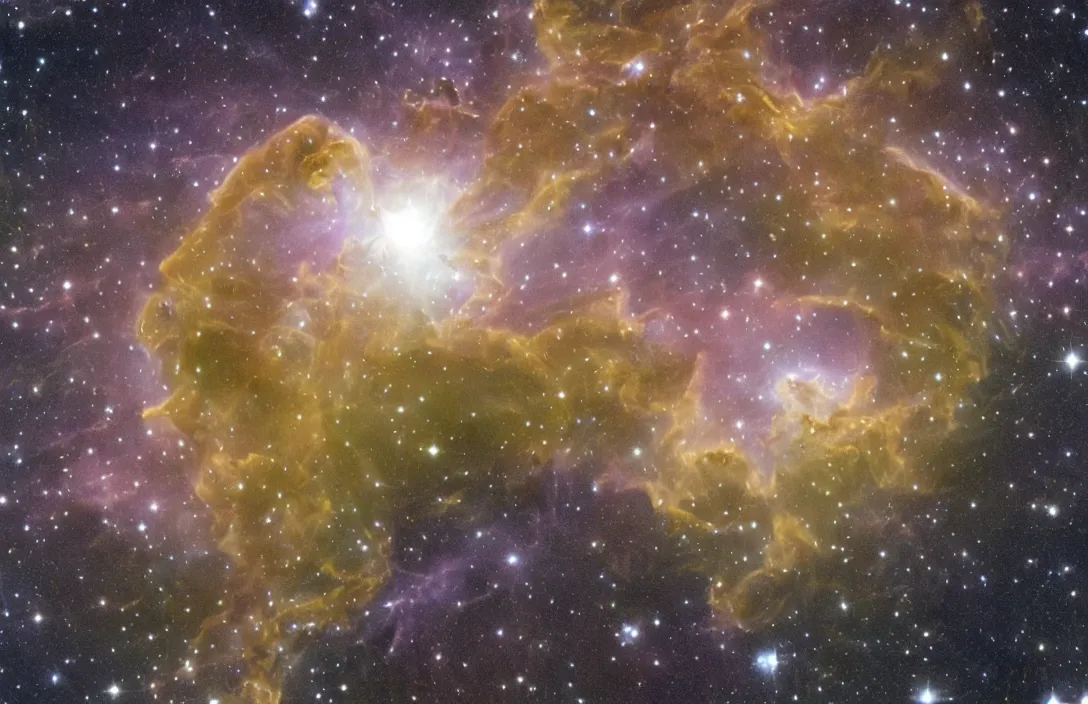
[137,1,1004,701]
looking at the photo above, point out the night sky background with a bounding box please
[2,1,1088,703]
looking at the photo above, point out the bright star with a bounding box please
[755,649,779,675]
[369,191,459,301]
[918,687,936,704]
[382,206,435,258]
[1065,350,1080,372]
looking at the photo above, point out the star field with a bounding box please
[1,1,1088,703]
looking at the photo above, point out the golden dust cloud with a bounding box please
[138,1,1003,700]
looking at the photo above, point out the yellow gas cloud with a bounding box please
[139,1,1003,701]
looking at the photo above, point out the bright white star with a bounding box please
[755,649,779,675]
[382,206,435,258]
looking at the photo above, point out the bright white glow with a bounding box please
[620,623,640,644]
[755,649,779,674]
[364,182,462,309]
[381,206,435,257]
[1046,695,1062,704]
[918,688,936,704]
[506,553,519,565]
[427,445,439,457]
[1065,351,1081,372]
